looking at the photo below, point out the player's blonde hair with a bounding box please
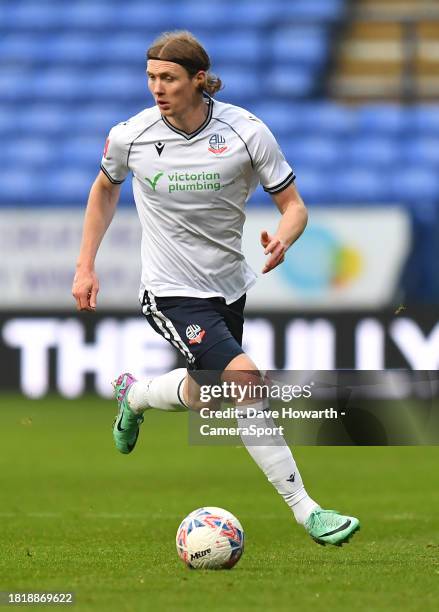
[147,31,223,96]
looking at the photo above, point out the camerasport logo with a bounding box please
[208,134,228,154]
[186,324,206,345]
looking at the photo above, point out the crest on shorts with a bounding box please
[186,324,206,345]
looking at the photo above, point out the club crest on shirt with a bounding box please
[208,134,228,155]
[186,324,206,345]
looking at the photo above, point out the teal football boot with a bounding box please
[112,373,144,454]
[305,509,360,546]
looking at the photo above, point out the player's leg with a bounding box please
[135,297,357,542]
[113,366,227,453]
[112,368,192,454]
[112,294,233,453]
[112,293,360,544]
[223,353,319,525]
[119,292,229,413]
[223,353,360,545]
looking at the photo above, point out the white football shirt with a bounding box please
[101,95,295,304]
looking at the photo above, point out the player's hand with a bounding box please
[260,230,286,274]
[72,268,99,311]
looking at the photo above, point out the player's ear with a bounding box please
[194,70,206,89]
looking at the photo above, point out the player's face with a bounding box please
[147,60,203,117]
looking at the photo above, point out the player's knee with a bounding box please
[183,376,222,412]
[222,353,265,403]
[184,353,264,409]
[186,395,221,412]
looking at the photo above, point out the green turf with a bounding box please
[1,394,438,611]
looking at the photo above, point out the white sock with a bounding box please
[237,401,319,525]
[127,368,188,413]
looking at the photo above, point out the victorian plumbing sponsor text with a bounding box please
[145,171,223,193]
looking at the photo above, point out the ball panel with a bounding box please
[175,506,244,570]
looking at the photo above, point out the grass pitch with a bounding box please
[1,394,438,611]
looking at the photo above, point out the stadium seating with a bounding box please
[356,104,409,134]
[410,105,439,133]
[403,136,439,166]
[0,0,438,218]
[272,26,330,66]
[343,136,400,167]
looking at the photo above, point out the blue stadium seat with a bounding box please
[0,169,46,204]
[280,136,341,167]
[410,106,439,134]
[177,1,278,29]
[333,168,391,203]
[1,2,169,31]
[294,167,337,204]
[31,69,146,102]
[357,105,408,135]
[45,169,97,204]
[272,26,328,65]
[0,4,65,29]
[4,138,55,168]
[215,68,259,104]
[248,102,309,136]
[88,70,149,102]
[103,34,149,63]
[278,0,345,21]
[28,31,260,68]
[269,67,315,97]
[143,1,231,28]
[0,34,132,65]
[390,167,439,204]
[62,3,132,30]
[0,69,34,101]
[203,33,261,64]
[295,102,357,134]
[118,179,135,206]
[72,106,132,134]
[0,106,16,135]
[343,136,400,167]
[59,137,104,166]
[228,1,283,26]
[18,105,78,135]
[36,33,147,65]
[116,1,186,29]
[0,34,43,62]
[248,184,271,206]
[402,137,439,167]
[48,35,104,64]
[32,70,87,101]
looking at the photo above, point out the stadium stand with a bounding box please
[0,0,438,299]
[332,0,439,100]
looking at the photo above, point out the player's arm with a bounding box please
[72,171,121,311]
[261,183,308,274]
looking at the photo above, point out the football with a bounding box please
[176,506,244,570]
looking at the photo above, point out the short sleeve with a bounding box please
[100,123,130,184]
[251,121,296,194]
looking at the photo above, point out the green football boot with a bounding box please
[305,508,360,546]
[112,372,144,454]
